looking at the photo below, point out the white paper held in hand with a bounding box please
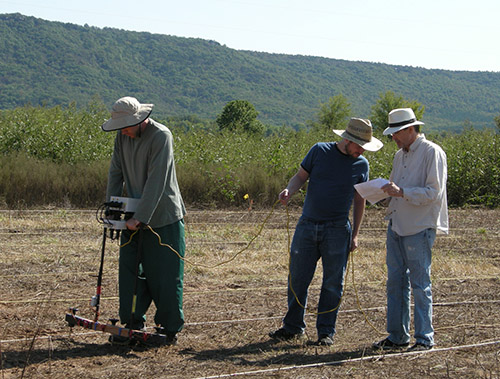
[354,178,390,205]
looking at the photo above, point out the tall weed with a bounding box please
[0,153,108,207]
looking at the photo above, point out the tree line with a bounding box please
[2,13,500,131]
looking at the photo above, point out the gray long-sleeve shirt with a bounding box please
[106,119,186,227]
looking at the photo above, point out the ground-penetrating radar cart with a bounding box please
[65,197,169,346]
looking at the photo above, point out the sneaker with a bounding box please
[164,332,177,346]
[317,334,334,346]
[155,327,178,346]
[269,328,304,341]
[372,337,409,350]
[408,342,433,351]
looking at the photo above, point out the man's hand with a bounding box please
[126,218,142,230]
[381,182,404,198]
[350,236,359,252]
[278,168,309,206]
[278,189,291,205]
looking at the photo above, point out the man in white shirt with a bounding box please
[373,108,448,352]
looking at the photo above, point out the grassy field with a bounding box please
[0,206,499,378]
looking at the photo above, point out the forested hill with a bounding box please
[1,13,499,130]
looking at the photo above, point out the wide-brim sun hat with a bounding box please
[383,108,424,135]
[102,96,154,132]
[333,118,383,152]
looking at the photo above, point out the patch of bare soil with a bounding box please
[0,207,499,378]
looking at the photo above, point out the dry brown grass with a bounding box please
[0,207,499,378]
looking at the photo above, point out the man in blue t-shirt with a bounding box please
[269,118,383,346]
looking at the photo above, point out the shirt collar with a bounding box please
[406,134,426,153]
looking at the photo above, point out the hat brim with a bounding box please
[333,130,383,152]
[101,105,153,132]
[383,120,424,136]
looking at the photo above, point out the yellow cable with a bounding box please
[350,250,385,335]
[119,229,138,248]
[118,200,281,269]
[114,202,378,327]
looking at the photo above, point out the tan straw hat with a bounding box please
[333,118,383,152]
[383,108,424,135]
[102,96,154,132]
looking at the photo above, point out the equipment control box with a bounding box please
[102,196,140,230]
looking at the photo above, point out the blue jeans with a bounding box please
[386,224,436,346]
[282,216,351,337]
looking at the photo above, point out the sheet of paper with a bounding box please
[354,178,390,205]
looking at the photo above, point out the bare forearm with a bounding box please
[279,167,309,205]
[351,192,365,251]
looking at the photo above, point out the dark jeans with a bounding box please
[283,216,351,336]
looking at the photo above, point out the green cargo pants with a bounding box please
[118,219,185,333]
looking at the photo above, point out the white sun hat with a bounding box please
[383,108,425,136]
[102,96,154,132]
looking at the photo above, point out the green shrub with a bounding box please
[440,128,499,207]
[0,104,498,208]
[0,99,113,164]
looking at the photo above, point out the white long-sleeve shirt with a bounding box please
[386,134,449,236]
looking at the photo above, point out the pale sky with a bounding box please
[1,0,499,72]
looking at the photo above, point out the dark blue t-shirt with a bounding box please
[301,142,369,222]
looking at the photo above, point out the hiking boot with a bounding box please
[408,342,433,351]
[372,337,409,350]
[317,334,334,346]
[269,328,304,341]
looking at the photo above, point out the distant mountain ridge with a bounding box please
[1,13,499,130]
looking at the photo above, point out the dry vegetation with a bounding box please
[0,206,499,378]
